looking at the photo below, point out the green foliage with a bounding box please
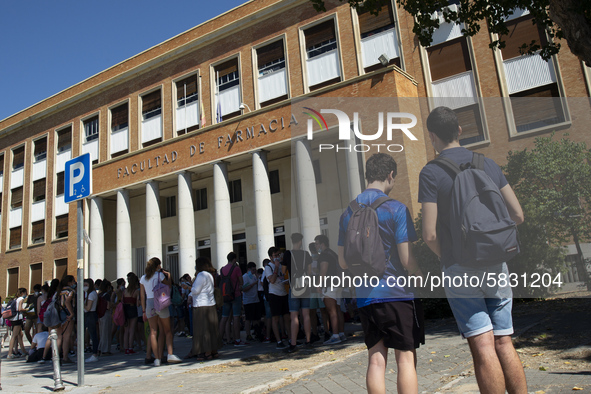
[308,0,591,62]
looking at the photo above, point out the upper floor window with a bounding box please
[34,137,47,162]
[176,74,200,135]
[195,187,207,211]
[32,179,46,202]
[57,127,72,153]
[357,1,400,72]
[111,103,129,132]
[110,103,129,157]
[11,186,23,209]
[84,116,99,142]
[257,40,289,107]
[215,59,241,121]
[142,90,162,120]
[12,146,25,170]
[141,90,163,146]
[229,179,242,203]
[304,19,342,91]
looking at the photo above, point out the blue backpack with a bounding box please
[431,153,520,266]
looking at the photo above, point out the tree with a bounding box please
[309,0,591,66]
[504,134,591,290]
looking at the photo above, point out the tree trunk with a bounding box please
[572,230,591,291]
[550,0,591,67]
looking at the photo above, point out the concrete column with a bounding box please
[294,138,321,248]
[146,181,162,262]
[252,150,275,266]
[213,161,232,270]
[89,197,104,280]
[116,189,132,278]
[345,139,363,200]
[178,171,196,276]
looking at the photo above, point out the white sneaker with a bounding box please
[154,358,161,367]
[37,359,46,364]
[339,333,347,342]
[323,335,342,345]
[86,355,99,363]
[167,354,181,363]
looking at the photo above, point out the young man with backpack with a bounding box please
[218,251,245,346]
[338,153,425,393]
[419,106,527,394]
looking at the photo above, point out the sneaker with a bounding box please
[234,340,247,347]
[276,341,287,349]
[323,335,342,345]
[153,358,161,367]
[167,354,182,364]
[7,354,16,359]
[37,359,46,364]
[339,333,347,342]
[284,344,298,353]
[86,355,99,363]
[262,337,271,344]
[178,332,187,337]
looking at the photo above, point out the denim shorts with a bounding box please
[222,295,242,318]
[264,299,272,319]
[308,292,325,309]
[288,291,310,312]
[443,262,514,339]
[145,298,170,319]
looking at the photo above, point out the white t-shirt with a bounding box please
[242,272,259,305]
[264,262,287,296]
[190,271,215,308]
[33,331,49,349]
[86,291,98,312]
[140,272,165,300]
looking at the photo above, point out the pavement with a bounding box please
[1,297,589,393]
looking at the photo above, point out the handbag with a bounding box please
[153,272,172,312]
[113,302,125,326]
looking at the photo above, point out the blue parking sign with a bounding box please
[65,153,92,203]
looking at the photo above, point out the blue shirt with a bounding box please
[338,188,418,308]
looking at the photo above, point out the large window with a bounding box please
[214,58,241,121]
[110,103,129,157]
[357,1,400,72]
[176,74,200,135]
[141,90,163,145]
[229,179,242,203]
[257,40,288,107]
[304,19,341,91]
[499,14,565,133]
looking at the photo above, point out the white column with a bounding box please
[178,171,196,276]
[146,181,162,262]
[252,151,275,266]
[213,161,232,270]
[294,138,321,248]
[89,197,104,280]
[116,189,132,278]
[345,139,363,200]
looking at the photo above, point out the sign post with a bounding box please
[64,153,92,387]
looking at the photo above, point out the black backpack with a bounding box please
[219,265,236,302]
[343,196,392,278]
[431,152,520,266]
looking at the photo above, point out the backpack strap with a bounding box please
[370,196,392,210]
[430,157,462,177]
[349,199,361,212]
[471,152,485,171]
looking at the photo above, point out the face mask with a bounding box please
[83,286,89,292]
[72,283,77,289]
[120,286,125,291]
[34,292,39,296]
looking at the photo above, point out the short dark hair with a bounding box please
[267,246,279,258]
[247,262,257,269]
[314,234,329,247]
[365,153,397,183]
[290,232,303,243]
[33,284,42,291]
[227,251,237,262]
[426,106,459,144]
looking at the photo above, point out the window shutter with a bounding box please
[215,59,239,79]
[455,105,484,141]
[0,154,4,175]
[142,90,161,113]
[10,227,21,249]
[11,186,23,208]
[305,20,336,49]
[176,75,198,99]
[510,84,562,129]
[57,127,72,151]
[33,179,46,201]
[501,15,547,61]
[56,172,65,195]
[358,3,394,36]
[111,103,129,129]
[31,221,45,242]
[55,214,69,238]
[257,41,285,67]
[13,146,25,169]
[427,38,471,81]
[34,137,47,158]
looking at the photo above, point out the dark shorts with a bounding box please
[359,300,425,351]
[267,293,289,317]
[10,319,23,327]
[244,303,261,321]
[124,304,138,319]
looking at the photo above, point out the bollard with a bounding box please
[49,329,65,391]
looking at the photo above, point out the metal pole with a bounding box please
[49,328,65,391]
[77,200,85,386]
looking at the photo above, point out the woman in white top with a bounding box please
[84,278,100,362]
[188,257,221,360]
[140,257,181,366]
[7,288,28,359]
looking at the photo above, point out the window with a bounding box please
[229,179,242,203]
[0,154,4,175]
[195,188,207,211]
[34,137,47,162]
[142,90,162,120]
[358,1,400,72]
[55,214,68,238]
[176,75,200,135]
[12,146,25,170]
[33,179,46,202]
[215,58,241,121]
[304,19,341,90]
[269,170,280,194]
[163,196,176,218]
[30,263,43,288]
[110,103,129,157]
[57,127,72,152]
[499,15,565,133]
[111,103,129,132]
[10,226,21,249]
[84,116,99,142]
[56,172,65,196]
[313,159,322,184]
[257,40,288,107]
[11,186,23,209]
[54,259,68,281]
[7,268,19,296]
[31,221,44,244]
[141,90,163,145]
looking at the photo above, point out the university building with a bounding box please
[1,0,590,296]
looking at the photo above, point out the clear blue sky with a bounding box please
[0,0,247,121]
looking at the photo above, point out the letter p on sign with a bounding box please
[64,153,92,203]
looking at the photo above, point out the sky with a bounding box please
[0,0,247,121]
